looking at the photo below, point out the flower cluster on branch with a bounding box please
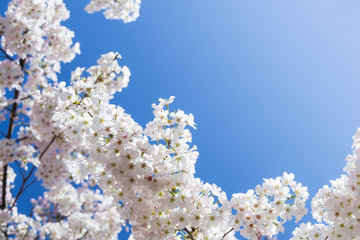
[0,0,358,240]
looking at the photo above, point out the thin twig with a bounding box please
[9,166,34,210]
[20,95,32,101]
[221,228,234,240]
[14,161,25,179]
[9,135,57,209]
[77,230,89,240]
[3,95,32,109]
[16,136,28,143]
[21,178,37,193]
[39,135,57,160]
[0,48,13,61]
[21,206,34,240]
[14,122,30,127]
[0,130,6,138]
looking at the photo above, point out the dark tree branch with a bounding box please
[16,136,28,143]
[9,135,57,209]
[183,228,195,240]
[20,95,32,101]
[1,89,19,210]
[1,57,27,210]
[0,58,26,240]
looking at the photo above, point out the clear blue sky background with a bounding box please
[2,0,360,239]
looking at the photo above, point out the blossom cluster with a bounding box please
[230,173,308,240]
[1,182,125,240]
[52,58,235,238]
[85,0,141,23]
[291,129,360,240]
[50,52,308,238]
[0,0,80,84]
[0,0,357,240]
[30,183,125,240]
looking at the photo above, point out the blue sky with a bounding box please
[2,0,360,239]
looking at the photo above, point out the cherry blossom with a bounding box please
[0,0,357,240]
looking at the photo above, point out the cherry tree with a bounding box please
[0,0,359,239]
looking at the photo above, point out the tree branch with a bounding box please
[1,58,26,210]
[221,228,234,240]
[183,228,195,240]
[20,95,32,101]
[14,161,25,179]
[1,89,19,210]
[0,130,6,138]
[39,135,57,160]
[0,48,13,61]
[21,178,37,193]
[16,136,28,143]
[9,135,57,209]
[77,230,89,240]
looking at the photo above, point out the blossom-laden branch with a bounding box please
[9,135,57,210]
